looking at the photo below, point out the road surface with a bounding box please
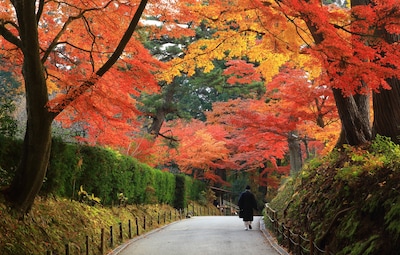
[111,216,286,255]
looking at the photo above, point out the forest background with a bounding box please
[0,0,399,217]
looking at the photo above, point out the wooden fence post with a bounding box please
[297,234,301,255]
[85,235,89,255]
[119,222,123,242]
[65,243,70,255]
[136,217,140,236]
[143,215,146,230]
[100,228,105,254]
[128,219,132,239]
[310,236,314,255]
[110,226,114,248]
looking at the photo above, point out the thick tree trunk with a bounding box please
[5,0,53,214]
[7,119,52,213]
[372,79,400,144]
[302,3,372,147]
[332,88,371,146]
[372,24,400,144]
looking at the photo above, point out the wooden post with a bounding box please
[158,213,160,224]
[65,243,70,255]
[297,234,301,254]
[110,226,114,248]
[119,222,123,242]
[128,219,132,239]
[100,228,105,254]
[136,217,140,236]
[310,236,314,255]
[143,216,146,230]
[85,235,89,255]
[164,211,166,223]
[46,250,52,255]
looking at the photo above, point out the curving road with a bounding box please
[110,216,286,255]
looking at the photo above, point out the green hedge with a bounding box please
[0,136,206,208]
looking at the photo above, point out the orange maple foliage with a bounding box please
[270,0,400,94]
[267,64,340,153]
[203,98,290,187]
[151,119,231,184]
[1,0,193,149]
[223,60,262,85]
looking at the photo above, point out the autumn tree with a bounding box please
[155,119,231,184]
[265,64,339,172]
[160,0,399,148]
[139,22,265,138]
[272,0,400,145]
[0,0,159,213]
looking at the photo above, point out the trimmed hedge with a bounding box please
[0,136,206,208]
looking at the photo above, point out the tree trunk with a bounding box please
[331,88,371,146]
[373,79,400,144]
[302,4,372,147]
[148,82,177,137]
[5,0,53,214]
[372,22,400,144]
[288,131,302,175]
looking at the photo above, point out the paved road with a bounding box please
[111,216,284,255]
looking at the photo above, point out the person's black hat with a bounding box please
[245,185,251,190]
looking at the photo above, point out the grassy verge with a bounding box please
[0,195,219,255]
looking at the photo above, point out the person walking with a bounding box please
[238,185,258,230]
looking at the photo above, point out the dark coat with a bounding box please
[238,190,257,221]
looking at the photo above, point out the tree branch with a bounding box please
[0,20,22,48]
[36,0,45,24]
[41,0,115,64]
[49,0,149,117]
